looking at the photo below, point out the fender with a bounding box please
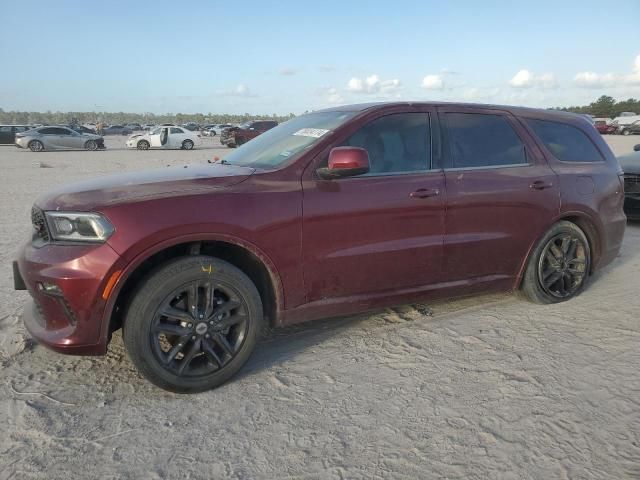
[98,231,285,345]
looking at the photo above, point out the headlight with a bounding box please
[45,212,114,243]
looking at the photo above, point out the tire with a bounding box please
[84,140,98,151]
[28,140,44,152]
[182,139,194,150]
[123,255,263,393]
[137,140,150,150]
[211,131,217,136]
[622,129,630,136]
[520,221,591,304]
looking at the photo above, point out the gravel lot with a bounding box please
[0,134,639,479]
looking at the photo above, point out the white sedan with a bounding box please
[126,126,203,150]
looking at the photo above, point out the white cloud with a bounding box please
[462,87,500,102]
[326,87,343,104]
[574,53,640,88]
[347,74,401,95]
[509,69,557,89]
[218,84,257,97]
[421,74,444,90]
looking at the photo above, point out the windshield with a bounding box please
[223,111,355,169]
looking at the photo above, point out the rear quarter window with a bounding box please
[525,118,604,163]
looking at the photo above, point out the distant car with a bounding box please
[619,121,640,136]
[126,126,203,150]
[618,144,640,219]
[182,122,200,131]
[594,120,617,135]
[143,124,156,130]
[102,125,133,135]
[14,125,105,152]
[210,123,233,136]
[125,123,143,131]
[220,120,278,147]
[67,124,97,135]
[0,125,33,145]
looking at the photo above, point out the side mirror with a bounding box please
[634,144,640,152]
[316,147,370,180]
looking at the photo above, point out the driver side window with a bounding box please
[340,113,431,175]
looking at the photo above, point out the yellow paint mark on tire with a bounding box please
[201,265,213,274]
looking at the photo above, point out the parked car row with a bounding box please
[593,116,640,135]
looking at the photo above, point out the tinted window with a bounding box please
[170,127,183,134]
[39,127,60,134]
[0,126,11,133]
[445,113,527,168]
[341,113,431,175]
[55,127,72,135]
[525,118,604,163]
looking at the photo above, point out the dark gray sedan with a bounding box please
[14,126,105,152]
[619,143,640,220]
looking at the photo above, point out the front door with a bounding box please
[150,128,169,148]
[438,107,560,283]
[302,110,446,302]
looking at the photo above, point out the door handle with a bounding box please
[530,180,553,190]
[410,188,440,199]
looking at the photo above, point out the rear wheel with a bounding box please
[28,140,44,152]
[123,256,263,393]
[84,140,98,151]
[182,139,194,150]
[137,140,150,150]
[520,221,591,304]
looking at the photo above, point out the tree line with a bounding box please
[1,95,638,125]
[554,95,639,118]
[0,109,296,126]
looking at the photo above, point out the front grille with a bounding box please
[31,206,50,241]
[624,174,640,195]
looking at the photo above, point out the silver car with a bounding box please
[15,126,105,152]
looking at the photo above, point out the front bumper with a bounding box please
[15,240,124,355]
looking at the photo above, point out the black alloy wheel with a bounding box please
[537,232,588,298]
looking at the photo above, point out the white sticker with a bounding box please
[292,128,330,138]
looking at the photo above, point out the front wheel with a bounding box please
[84,140,98,151]
[28,140,44,152]
[622,129,630,136]
[123,256,263,393]
[182,139,194,150]
[520,221,591,304]
[137,140,150,150]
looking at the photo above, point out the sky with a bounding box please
[1,0,639,115]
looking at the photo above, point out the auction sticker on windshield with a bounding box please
[292,128,330,138]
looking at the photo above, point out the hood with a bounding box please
[618,152,640,175]
[36,163,255,210]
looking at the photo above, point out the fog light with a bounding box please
[38,282,63,297]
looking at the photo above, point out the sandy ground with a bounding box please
[0,134,639,479]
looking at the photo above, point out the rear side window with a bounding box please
[170,127,183,134]
[525,118,604,163]
[444,113,527,168]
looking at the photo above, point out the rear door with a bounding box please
[169,127,187,148]
[438,106,559,284]
[302,108,446,301]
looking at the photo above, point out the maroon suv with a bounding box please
[14,102,626,392]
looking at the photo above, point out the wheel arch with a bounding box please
[515,212,602,289]
[103,235,284,343]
